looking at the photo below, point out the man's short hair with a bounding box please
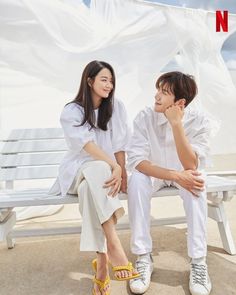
[156,71,198,107]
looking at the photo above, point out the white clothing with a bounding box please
[127,106,210,258]
[69,160,125,252]
[128,170,207,258]
[127,106,211,191]
[49,98,130,196]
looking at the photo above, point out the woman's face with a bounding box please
[90,68,114,99]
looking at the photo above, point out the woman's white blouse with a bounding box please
[49,99,130,196]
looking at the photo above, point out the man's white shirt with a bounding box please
[127,106,211,191]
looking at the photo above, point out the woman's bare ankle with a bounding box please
[96,252,109,269]
[107,244,128,266]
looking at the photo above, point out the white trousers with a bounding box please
[127,170,207,258]
[68,160,125,252]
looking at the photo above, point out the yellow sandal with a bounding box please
[112,261,140,281]
[92,259,110,295]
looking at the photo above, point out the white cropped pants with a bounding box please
[68,160,125,252]
[127,170,207,259]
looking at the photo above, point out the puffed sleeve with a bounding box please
[127,110,150,171]
[60,103,96,152]
[189,115,211,170]
[111,99,131,153]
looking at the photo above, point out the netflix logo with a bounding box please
[216,10,228,32]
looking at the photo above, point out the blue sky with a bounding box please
[83,0,236,13]
[143,0,236,13]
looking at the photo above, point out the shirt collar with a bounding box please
[156,112,168,126]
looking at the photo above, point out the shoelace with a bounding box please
[191,264,207,286]
[133,260,150,283]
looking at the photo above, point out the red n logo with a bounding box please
[216,10,228,32]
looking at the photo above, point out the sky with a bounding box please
[145,0,236,13]
[83,0,236,13]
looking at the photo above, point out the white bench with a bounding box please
[0,128,236,255]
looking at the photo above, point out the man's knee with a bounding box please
[128,170,153,202]
[129,170,152,188]
[180,188,208,213]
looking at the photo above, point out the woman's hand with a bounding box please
[103,164,122,197]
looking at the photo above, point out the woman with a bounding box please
[50,60,139,295]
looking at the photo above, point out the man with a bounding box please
[127,71,212,295]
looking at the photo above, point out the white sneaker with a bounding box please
[189,262,212,295]
[129,253,154,294]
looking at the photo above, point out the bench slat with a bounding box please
[0,139,67,154]
[0,188,180,208]
[207,170,236,177]
[0,128,64,141]
[0,152,65,168]
[0,176,235,208]
[0,193,79,207]
[0,166,59,181]
[205,176,236,192]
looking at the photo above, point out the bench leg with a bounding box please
[0,211,16,249]
[6,233,15,249]
[208,203,236,255]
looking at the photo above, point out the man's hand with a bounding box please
[120,169,128,193]
[175,170,205,197]
[164,104,184,126]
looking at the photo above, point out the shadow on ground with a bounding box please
[0,226,236,295]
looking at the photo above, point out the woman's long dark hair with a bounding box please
[71,60,115,131]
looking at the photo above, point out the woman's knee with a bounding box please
[84,160,111,175]
[82,160,112,181]
[94,160,111,171]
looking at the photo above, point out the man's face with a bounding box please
[154,84,175,113]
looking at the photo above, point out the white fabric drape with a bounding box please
[0,0,236,220]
